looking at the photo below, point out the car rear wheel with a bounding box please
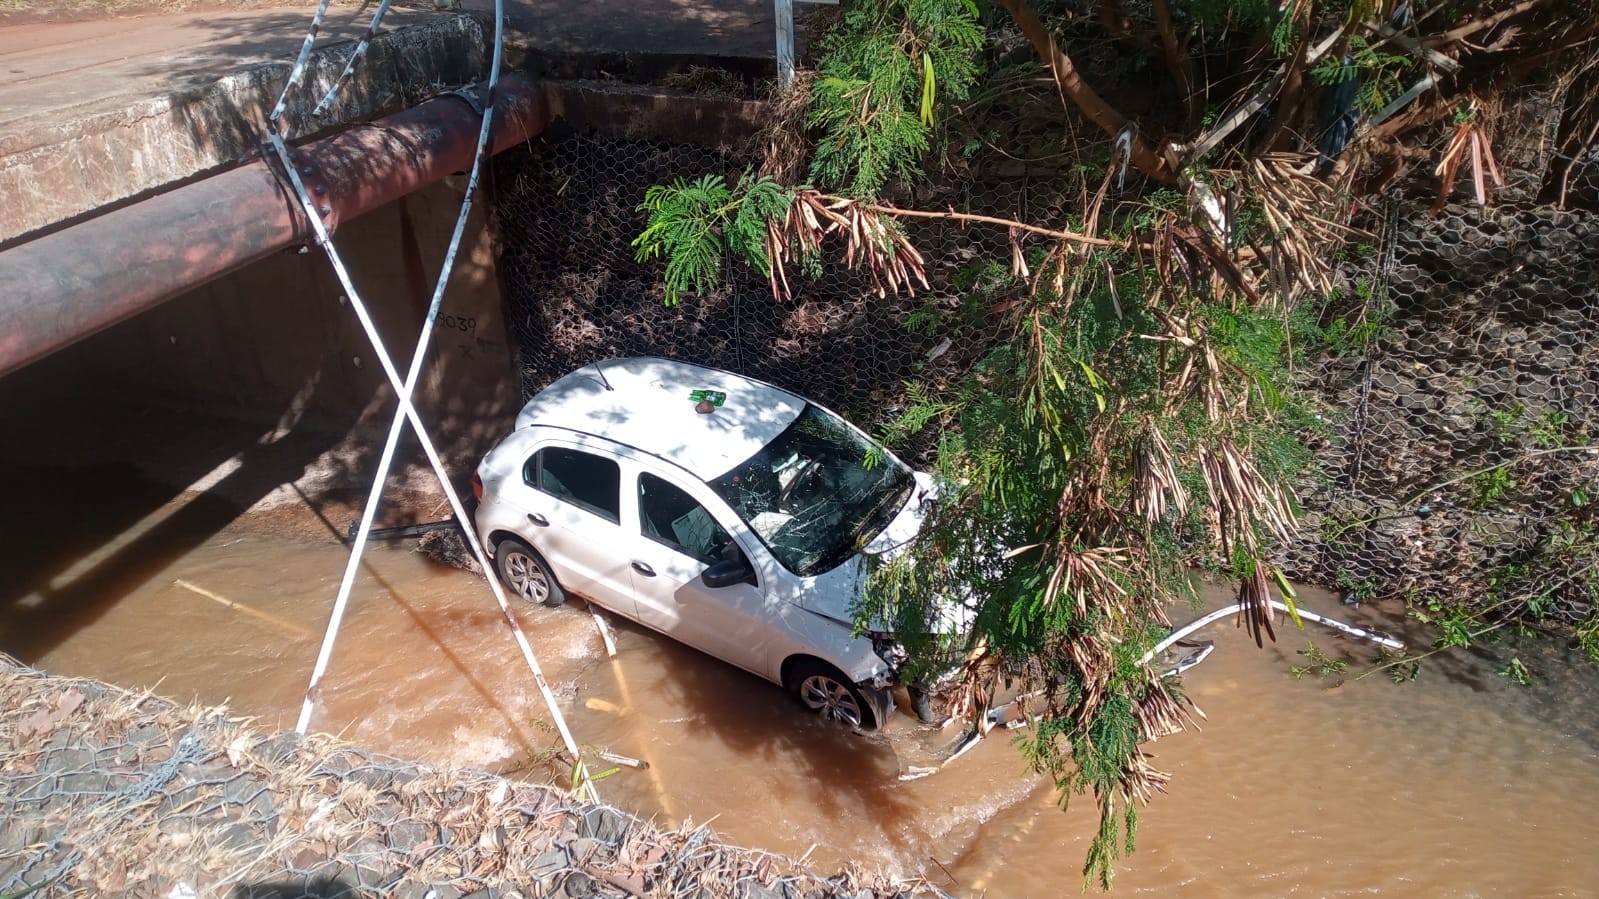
[786,659,891,731]
[495,537,564,607]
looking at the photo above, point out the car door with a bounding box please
[506,442,637,616]
[625,466,775,677]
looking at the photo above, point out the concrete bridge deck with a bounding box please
[0,0,780,245]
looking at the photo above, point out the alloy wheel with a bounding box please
[503,549,549,604]
[798,673,864,727]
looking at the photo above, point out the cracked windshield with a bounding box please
[712,405,915,577]
[3,0,1598,897]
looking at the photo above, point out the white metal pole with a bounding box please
[269,0,336,127]
[268,0,600,803]
[775,0,795,92]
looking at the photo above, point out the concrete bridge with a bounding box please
[0,1,770,519]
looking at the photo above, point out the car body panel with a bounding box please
[514,357,807,481]
[476,430,638,616]
[623,455,775,676]
[474,358,921,707]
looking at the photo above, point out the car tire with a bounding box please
[494,537,565,608]
[785,659,891,731]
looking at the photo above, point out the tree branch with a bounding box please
[1261,25,1310,152]
[1428,0,1550,47]
[1152,0,1202,129]
[1097,0,1157,51]
[1184,25,1346,164]
[852,200,1127,247]
[993,0,1176,182]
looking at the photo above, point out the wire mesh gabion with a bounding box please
[490,128,1022,467]
[0,657,949,899]
[492,109,1599,631]
[1280,196,1599,625]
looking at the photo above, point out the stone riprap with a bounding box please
[0,656,948,899]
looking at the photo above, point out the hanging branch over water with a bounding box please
[636,0,1599,886]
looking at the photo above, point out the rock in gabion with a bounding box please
[0,656,949,899]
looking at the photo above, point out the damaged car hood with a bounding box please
[786,473,938,626]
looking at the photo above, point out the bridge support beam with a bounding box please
[0,73,548,378]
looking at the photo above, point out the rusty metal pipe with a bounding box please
[0,73,548,378]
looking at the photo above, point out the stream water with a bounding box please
[4,467,1598,897]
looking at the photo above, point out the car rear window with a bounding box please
[527,447,620,523]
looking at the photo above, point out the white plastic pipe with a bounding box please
[1138,599,1405,666]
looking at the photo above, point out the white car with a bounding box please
[471,357,938,730]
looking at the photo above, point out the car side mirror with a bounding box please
[702,557,756,588]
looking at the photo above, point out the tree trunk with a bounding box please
[993,0,1176,183]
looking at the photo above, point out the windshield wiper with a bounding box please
[849,479,913,551]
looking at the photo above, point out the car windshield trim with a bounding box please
[709,404,914,577]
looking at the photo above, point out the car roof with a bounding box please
[514,357,808,480]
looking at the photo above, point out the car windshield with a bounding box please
[710,404,914,577]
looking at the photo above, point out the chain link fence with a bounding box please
[492,98,1599,633]
[1277,87,1599,631]
[1282,211,1599,627]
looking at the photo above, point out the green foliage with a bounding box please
[807,0,985,195]
[633,172,792,305]
[1469,465,1516,509]
[1337,573,1382,604]
[1577,612,1599,663]
[856,259,1311,886]
[1531,410,1571,449]
[1290,280,1390,360]
[1480,401,1524,443]
[1499,656,1532,686]
[1437,607,1475,648]
[1309,36,1413,114]
[1289,641,1349,680]
[1386,654,1422,682]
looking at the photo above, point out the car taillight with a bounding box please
[471,471,484,500]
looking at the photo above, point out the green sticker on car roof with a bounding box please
[689,389,726,407]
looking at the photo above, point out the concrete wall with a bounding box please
[0,12,489,245]
[0,177,520,515]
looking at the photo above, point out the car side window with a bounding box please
[528,447,620,523]
[638,473,731,565]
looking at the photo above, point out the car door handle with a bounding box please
[631,561,656,577]
[527,512,549,527]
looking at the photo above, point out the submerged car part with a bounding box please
[904,600,1403,777]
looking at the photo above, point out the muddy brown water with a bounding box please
[6,476,1599,896]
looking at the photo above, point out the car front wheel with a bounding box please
[786,659,891,731]
[494,537,565,608]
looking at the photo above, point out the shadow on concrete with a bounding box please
[0,168,520,665]
[0,349,345,663]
